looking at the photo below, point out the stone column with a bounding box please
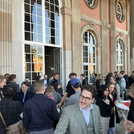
[101,0,108,75]
[71,0,82,77]
[126,0,130,75]
[109,0,116,72]
[0,0,12,74]
[130,0,134,72]
[61,6,72,87]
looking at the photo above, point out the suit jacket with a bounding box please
[54,90,62,105]
[13,90,34,106]
[54,103,102,134]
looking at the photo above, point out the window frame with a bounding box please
[116,1,125,23]
[23,0,62,83]
[116,40,124,73]
[85,0,98,9]
[83,31,96,81]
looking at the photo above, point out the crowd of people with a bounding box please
[0,71,134,134]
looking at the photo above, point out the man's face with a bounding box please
[54,74,59,80]
[80,76,84,80]
[80,90,94,110]
[110,77,115,83]
[119,73,123,78]
[21,84,29,93]
[44,75,47,80]
[0,79,6,88]
[25,78,30,82]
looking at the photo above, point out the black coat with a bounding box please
[108,93,120,127]
[128,97,134,123]
[0,98,22,134]
[82,79,88,86]
[66,80,75,97]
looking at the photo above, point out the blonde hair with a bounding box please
[45,86,54,94]
[34,80,44,92]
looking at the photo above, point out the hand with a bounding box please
[103,99,110,105]
[58,85,61,89]
[124,120,134,132]
[114,100,119,105]
[56,103,62,108]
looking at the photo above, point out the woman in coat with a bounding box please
[108,82,120,134]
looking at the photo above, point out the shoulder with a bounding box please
[54,90,61,96]
[64,103,79,112]
[26,91,34,95]
[92,104,100,110]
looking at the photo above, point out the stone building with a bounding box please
[0,0,132,87]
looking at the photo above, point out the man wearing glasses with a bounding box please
[54,84,102,134]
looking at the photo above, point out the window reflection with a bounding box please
[25,0,43,42]
[25,44,43,82]
[45,0,60,45]
[83,31,96,81]
[116,40,124,72]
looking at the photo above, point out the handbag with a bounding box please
[0,111,28,134]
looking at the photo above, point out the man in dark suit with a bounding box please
[80,74,88,86]
[13,81,34,106]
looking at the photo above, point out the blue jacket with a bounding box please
[23,94,59,131]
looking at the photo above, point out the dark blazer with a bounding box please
[13,90,34,106]
[82,79,88,86]
[0,98,22,134]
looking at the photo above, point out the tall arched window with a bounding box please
[116,40,124,72]
[83,31,96,81]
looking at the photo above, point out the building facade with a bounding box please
[0,0,131,87]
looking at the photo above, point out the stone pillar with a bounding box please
[126,0,130,75]
[130,0,134,72]
[101,0,108,75]
[71,0,82,78]
[61,6,72,87]
[0,0,12,74]
[11,0,24,84]
[110,0,116,72]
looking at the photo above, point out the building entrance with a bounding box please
[45,46,61,79]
